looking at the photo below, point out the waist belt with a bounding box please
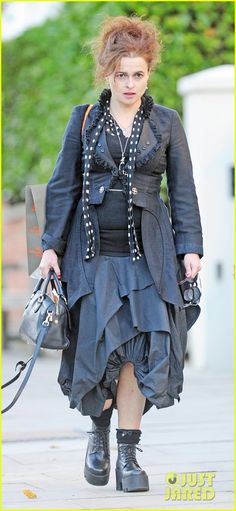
[99,228,143,256]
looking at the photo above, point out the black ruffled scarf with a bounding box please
[82,88,154,263]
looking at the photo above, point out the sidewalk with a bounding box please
[2,342,234,510]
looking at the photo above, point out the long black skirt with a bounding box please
[58,253,182,417]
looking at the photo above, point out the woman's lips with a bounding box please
[123,92,136,97]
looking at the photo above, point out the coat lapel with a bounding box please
[85,98,163,174]
[135,119,162,168]
[92,118,162,173]
[95,128,117,172]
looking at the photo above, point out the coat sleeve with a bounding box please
[41,105,88,255]
[166,109,203,257]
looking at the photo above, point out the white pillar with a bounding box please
[177,65,234,370]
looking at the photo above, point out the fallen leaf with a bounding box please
[23,489,37,499]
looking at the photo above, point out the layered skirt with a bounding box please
[58,253,184,417]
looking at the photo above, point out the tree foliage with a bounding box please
[3,1,234,202]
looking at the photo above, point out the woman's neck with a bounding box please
[109,96,142,118]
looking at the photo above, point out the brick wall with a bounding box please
[2,202,33,342]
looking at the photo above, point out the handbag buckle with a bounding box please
[42,311,53,326]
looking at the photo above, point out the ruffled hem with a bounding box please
[60,254,176,415]
[103,331,178,411]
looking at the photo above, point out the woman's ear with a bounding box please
[105,76,111,89]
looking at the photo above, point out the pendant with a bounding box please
[118,156,125,172]
[122,128,129,137]
[118,159,127,176]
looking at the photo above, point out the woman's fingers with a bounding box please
[39,249,60,279]
[39,263,52,279]
[54,262,61,279]
[39,264,61,279]
[183,254,201,279]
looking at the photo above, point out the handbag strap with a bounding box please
[1,359,32,389]
[1,325,49,414]
[36,269,67,302]
[49,270,66,299]
[82,104,93,133]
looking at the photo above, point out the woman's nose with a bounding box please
[126,76,134,88]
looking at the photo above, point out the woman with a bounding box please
[40,16,203,493]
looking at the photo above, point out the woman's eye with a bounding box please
[115,72,144,80]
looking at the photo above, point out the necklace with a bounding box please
[113,121,129,175]
[117,122,133,137]
[109,109,134,137]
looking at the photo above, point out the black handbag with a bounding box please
[2,270,71,414]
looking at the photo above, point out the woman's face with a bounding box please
[107,56,149,109]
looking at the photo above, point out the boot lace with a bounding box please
[123,444,143,464]
[87,429,110,454]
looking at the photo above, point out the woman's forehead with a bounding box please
[116,56,148,72]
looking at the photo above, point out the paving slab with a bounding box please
[1,343,234,510]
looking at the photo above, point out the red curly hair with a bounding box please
[91,16,162,81]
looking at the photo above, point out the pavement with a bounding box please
[1,342,234,510]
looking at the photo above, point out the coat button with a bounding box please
[132,187,138,195]
[142,146,146,150]
[99,186,105,193]
[100,148,105,153]
[146,140,150,145]
[98,143,102,147]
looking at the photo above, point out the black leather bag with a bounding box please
[2,270,71,414]
[19,270,70,349]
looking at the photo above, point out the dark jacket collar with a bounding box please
[84,89,161,173]
[98,88,154,118]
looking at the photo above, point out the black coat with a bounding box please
[42,96,203,316]
[42,95,203,407]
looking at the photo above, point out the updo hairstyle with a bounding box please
[91,16,162,82]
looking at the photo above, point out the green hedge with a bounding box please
[3,1,234,202]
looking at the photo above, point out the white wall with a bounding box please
[177,65,234,370]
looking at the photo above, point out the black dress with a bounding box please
[58,126,174,417]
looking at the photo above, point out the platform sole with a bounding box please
[116,469,149,492]
[84,466,110,486]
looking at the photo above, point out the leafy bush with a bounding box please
[3,1,234,202]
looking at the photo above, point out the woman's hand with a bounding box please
[39,249,61,279]
[183,253,201,279]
